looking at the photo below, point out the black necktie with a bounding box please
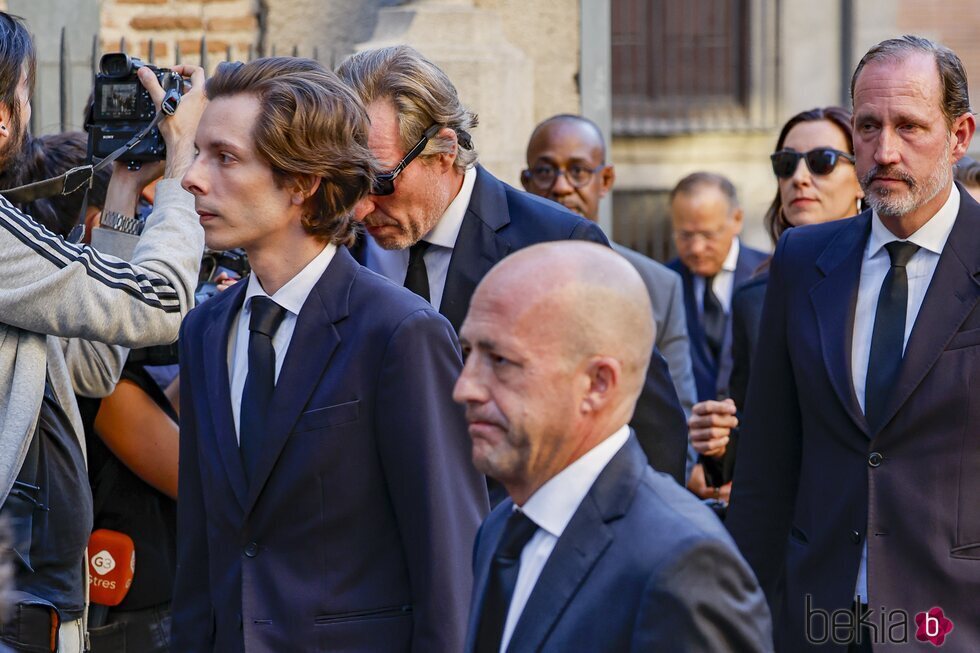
[475,510,539,653]
[404,240,431,302]
[239,296,287,484]
[865,241,920,430]
[702,276,726,361]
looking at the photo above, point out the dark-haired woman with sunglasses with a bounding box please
[690,106,864,500]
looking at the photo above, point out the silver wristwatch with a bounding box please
[100,210,145,235]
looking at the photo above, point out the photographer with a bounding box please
[0,12,205,653]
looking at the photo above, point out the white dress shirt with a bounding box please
[364,165,477,311]
[498,425,630,653]
[692,237,741,315]
[227,242,337,439]
[850,185,959,602]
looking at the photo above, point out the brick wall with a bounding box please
[99,0,259,70]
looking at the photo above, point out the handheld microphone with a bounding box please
[88,529,136,606]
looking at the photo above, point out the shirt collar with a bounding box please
[519,425,630,539]
[720,237,740,273]
[867,184,959,260]
[244,242,337,316]
[423,166,477,249]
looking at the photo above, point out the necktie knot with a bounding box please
[496,510,538,561]
[884,241,920,268]
[249,296,287,339]
[409,240,431,263]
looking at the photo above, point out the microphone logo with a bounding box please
[91,550,117,575]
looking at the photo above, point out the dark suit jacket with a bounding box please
[352,166,688,484]
[705,271,768,485]
[465,436,773,652]
[173,247,489,652]
[668,244,768,401]
[727,187,980,651]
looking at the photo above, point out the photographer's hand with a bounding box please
[137,64,207,180]
[104,160,164,218]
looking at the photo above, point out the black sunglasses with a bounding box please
[371,124,442,196]
[770,148,855,179]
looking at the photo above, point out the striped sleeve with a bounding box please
[0,178,203,347]
[0,195,181,312]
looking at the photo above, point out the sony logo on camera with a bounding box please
[87,52,183,165]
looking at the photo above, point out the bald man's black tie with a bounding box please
[475,510,538,653]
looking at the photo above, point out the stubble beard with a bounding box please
[0,116,28,178]
[861,139,952,220]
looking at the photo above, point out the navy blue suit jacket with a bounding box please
[727,186,980,650]
[173,246,489,652]
[465,436,773,652]
[352,166,688,484]
[668,244,767,401]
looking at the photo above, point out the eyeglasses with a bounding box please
[770,148,855,179]
[674,225,731,245]
[371,124,442,196]
[521,163,606,191]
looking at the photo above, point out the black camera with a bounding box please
[195,248,250,304]
[88,53,183,163]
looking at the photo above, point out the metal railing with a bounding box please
[31,28,322,137]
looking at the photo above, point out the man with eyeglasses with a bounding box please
[521,114,698,428]
[667,172,767,406]
[338,46,691,494]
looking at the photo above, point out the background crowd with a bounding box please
[0,8,978,653]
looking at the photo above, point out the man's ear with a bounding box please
[0,102,13,141]
[432,127,458,174]
[520,169,532,192]
[731,207,745,234]
[580,356,621,414]
[598,164,616,200]
[951,112,976,161]
[290,174,322,206]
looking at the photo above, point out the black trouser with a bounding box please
[87,603,171,653]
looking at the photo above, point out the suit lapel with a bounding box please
[441,166,512,332]
[202,282,250,510]
[243,248,353,512]
[505,437,645,652]
[809,213,871,435]
[875,195,980,435]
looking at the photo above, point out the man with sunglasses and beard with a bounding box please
[727,36,980,651]
[337,46,690,494]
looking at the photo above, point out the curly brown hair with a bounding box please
[206,57,379,246]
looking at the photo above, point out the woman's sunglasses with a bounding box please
[770,148,855,179]
[371,124,443,196]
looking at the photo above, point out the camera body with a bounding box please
[88,53,182,162]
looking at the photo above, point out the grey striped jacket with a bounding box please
[0,179,203,504]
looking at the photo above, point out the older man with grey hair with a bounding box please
[338,45,690,490]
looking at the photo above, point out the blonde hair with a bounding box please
[337,45,479,174]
